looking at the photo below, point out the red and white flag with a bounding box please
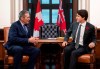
[57,0,67,34]
[33,0,44,37]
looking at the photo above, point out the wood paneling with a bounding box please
[0,29,4,61]
[0,29,4,40]
[23,0,28,10]
[96,40,100,59]
[97,28,100,40]
[96,28,100,64]
[73,0,78,22]
[0,40,4,60]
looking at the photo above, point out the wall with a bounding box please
[78,0,90,21]
[0,0,11,29]
[78,0,100,28]
[0,0,23,29]
[90,0,100,28]
[0,0,100,28]
[0,0,23,61]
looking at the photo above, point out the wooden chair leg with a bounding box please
[91,63,96,69]
[90,63,94,69]
[35,55,41,69]
[4,59,9,69]
[4,65,9,69]
[60,52,64,69]
[35,59,40,69]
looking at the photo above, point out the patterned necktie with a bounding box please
[23,25,28,34]
[75,24,82,49]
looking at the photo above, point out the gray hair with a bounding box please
[19,10,29,20]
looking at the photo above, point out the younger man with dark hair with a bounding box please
[62,9,96,69]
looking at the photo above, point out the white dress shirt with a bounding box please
[20,21,28,33]
[75,22,86,46]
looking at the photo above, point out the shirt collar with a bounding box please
[79,21,86,27]
[20,21,24,27]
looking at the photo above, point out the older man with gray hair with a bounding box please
[4,10,40,69]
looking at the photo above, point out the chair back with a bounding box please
[39,24,60,39]
[4,27,10,43]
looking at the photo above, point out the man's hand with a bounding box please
[62,41,68,47]
[34,37,39,45]
[28,37,39,45]
[28,37,36,43]
[89,42,95,48]
[68,37,73,43]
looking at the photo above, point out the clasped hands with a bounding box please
[28,36,39,45]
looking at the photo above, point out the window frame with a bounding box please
[23,0,78,29]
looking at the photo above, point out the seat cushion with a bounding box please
[78,54,92,63]
[7,55,29,64]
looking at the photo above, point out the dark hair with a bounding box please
[19,10,29,20]
[77,9,88,20]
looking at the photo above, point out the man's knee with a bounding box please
[64,46,71,53]
[71,50,78,57]
[35,48,40,55]
[31,48,40,55]
[12,46,23,53]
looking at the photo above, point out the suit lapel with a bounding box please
[83,22,90,43]
[26,25,30,35]
[17,21,27,35]
[72,22,79,40]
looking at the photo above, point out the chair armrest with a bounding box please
[91,47,95,54]
[2,43,9,64]
[90,47,95,63]
[2,42,8,56]
[3,42,6,46]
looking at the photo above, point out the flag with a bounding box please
[57,0,66,34]
[33,0,44,37]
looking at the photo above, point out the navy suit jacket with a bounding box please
[4,20,33,50]
[64,22,96,51]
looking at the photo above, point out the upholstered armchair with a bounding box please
[3,27,41,69]
[77,27,97,69]
[61,27,97,69]
[3,27,30,69]
[39,24,60,39]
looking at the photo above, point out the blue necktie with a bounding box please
[75,24,81,49]
[23,25,28,34]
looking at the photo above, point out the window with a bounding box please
[52,9,58,23]
[42,9,49,23]
[23,0,78,29]
[41,0,59,24]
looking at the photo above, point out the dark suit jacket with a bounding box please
[4,20,33,50]
[64,22,96,51]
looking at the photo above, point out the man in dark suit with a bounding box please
[62,9,96,69]
[4,10,40,69]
